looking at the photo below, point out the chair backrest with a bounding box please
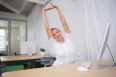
[40,57,55,65]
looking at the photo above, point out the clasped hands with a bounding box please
[44,3,58,11]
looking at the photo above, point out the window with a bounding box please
[0,29,6,51]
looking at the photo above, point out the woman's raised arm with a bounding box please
[50,3,71,33]
[42,6,53,39]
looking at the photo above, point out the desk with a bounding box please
[2,60,116,77]
[1,55,51,62]
[0,55,53,68]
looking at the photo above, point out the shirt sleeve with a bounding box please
[49,37,56,45]
[49,37,54,41]
[66,33,71,39]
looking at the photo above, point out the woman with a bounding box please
[42,3,75,66]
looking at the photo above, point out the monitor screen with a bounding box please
[97,23,110,60]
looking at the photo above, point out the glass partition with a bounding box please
[11,20,26,55]
[0,20,9,56]
[0,19,27,56]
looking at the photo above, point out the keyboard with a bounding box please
[77,61,92,71]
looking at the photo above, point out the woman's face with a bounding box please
[52,29,63,41]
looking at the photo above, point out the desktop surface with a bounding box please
[0,54,52,62]
[2,60,116,77]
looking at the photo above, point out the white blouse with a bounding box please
[50,33,76,66]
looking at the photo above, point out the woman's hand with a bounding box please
[44,6,53,11]
[43,3,58,11]
[50,3,58,8]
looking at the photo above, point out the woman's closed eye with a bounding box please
[56,30,60,33]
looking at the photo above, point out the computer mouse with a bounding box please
[77,67,89,71]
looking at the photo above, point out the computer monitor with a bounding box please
[20,42,36,55]
[97,23,116,66]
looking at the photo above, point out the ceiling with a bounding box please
[0,0,35,15]
[0,0,51,27]
[0,0,51,15]
[0,3,14,13]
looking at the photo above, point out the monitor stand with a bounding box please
[98,44,116,68]
[27,47,32,56]
[98,64,116,68]
[107,45,116,66]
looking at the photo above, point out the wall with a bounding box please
[105,0,116,60]
[27,0,87,62]
[27,4,45,54]
[84,0,116,61]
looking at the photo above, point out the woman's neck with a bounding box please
[58,37,65,43]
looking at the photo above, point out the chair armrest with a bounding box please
[44,64,51,67]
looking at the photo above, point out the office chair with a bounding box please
[35,57,55,67]
[40,57,55,67]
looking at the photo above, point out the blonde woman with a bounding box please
[42,3,75,66]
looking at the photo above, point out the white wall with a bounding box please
[27,0,87,62]
[84,0,116,62]
[99,0,116,61]
[27,4,46,54]
[106,0,116,60]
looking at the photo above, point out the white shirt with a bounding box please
[50,33,75,66]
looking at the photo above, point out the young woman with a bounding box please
[42,3,76,66]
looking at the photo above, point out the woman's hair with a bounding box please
[51,28,60,31]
